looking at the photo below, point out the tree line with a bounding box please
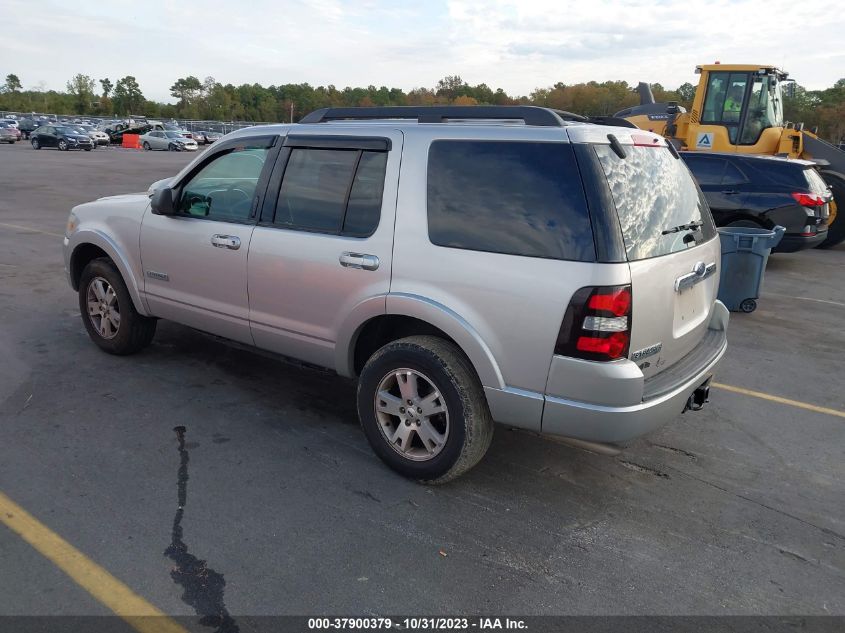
[1,72,843,141]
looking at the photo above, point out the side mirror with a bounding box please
[151,187,176,215]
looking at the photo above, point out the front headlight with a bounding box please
[66,212,79,237]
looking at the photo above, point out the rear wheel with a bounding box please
[817,171,845,248]
[143,141,151,151]
[357,335,494,484]
[78,258,156,355]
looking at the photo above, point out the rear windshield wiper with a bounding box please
[662,220,703,235]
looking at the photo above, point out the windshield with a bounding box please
[739,74,784,144]
[55,126,74,134]
[594,144,716,261]
[165,131,185,139]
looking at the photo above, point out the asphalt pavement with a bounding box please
[0,141,843,621]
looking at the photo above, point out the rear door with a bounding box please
[247,130,401,369]
[590,135,720,379]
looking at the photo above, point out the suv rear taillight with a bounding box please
[792,192,825,207]
[554,285,632,362]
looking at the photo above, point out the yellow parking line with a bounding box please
[0,222,64,239]
[712,382,845,419]
[0,491,188,633]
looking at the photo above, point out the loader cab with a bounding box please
[694,65,788,148]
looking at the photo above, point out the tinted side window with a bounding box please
[178,148,269,222]
[343,151,387,237]
[427,141,594,261]
[274,148,386,237]
[683,155,726,186]
[742,160,806,189]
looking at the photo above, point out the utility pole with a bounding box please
[290,102,294,123]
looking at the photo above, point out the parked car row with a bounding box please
[680,152,833,253]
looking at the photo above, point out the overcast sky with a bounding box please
[3,0,842,102]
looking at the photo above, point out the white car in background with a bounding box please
[140,130,199,152]
[76,125,110,146]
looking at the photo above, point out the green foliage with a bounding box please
[112,76,145,115]
[783,80,845,142]
[66,74,96,114]
[99,78,113,98]
[677,82,696,106]
[4,73,22,92]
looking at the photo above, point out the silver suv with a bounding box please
[63,106,728,483]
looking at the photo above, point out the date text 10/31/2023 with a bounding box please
[307,617,528,630]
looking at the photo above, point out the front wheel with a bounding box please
[78,258,157,355]
[168,143,176,152]
[58,140,68,151]
[357,335,494,484]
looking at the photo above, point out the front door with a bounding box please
[140,140,277,344]
[247,131,402,369]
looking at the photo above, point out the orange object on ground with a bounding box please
[121,133,141,149]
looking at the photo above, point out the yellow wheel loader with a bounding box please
[616,64,845,247]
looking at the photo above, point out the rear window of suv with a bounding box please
[803,167,829,196]
[594,145,716,261]
[427,141,595,261]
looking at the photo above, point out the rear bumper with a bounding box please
[774,231,827,253]
[485,301,729,443]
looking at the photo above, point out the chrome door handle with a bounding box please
[211,234,241,250]
[339,252,379,271]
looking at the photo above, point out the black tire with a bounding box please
[168,143,176,152]
[726,218,762,228]
[78,258,156,355]
[740,298,757,313]
[817,171,845,248]
[357,335,494,484]
[31,138,39,149]
[84,148,92,152]
[143,141,151,151]
[58,140,68,151]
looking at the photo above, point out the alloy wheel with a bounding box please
[86,277,121,339]
[374,368,450,461]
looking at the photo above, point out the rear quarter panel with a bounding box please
[389,126,631,394]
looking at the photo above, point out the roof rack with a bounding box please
[299,106,639,129]
[299,106,570,127]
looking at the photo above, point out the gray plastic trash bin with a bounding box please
[716,225,785,313]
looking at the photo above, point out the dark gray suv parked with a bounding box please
[63,107,728,482]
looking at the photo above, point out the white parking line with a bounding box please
[0,222,64,239]
[767,292,845,309]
